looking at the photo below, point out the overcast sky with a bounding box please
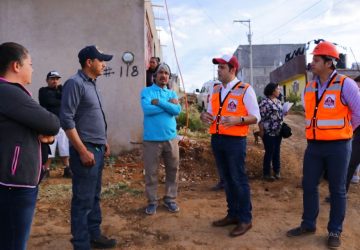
[151,0,360,92]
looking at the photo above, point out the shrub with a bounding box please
[177,104,208,132]
[286,92,301,105]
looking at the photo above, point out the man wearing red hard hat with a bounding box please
[287,41,360,249]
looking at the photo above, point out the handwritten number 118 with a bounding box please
[120,65,139,77]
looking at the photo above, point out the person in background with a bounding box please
[146,56,160,87]
[0,42,60,250]
[141,63,181,215]
[351,165,360,184]
[60,45,116,249]
[324,76,360,201]
[39,70,72,178]
[201,54,260,237]
[287,41,360,249]
[258,82,284,181]
[347,75,360,186]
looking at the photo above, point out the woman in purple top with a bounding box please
[258,82,284,181]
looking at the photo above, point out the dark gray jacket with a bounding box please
[0,81,60,187]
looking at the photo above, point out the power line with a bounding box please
[251,0,288,22]
[194,0,237,44]
[259,0,322,42]
[163,0,190,135]
[262,0,345,44]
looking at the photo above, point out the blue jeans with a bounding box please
[262,134,282,176]
[211,135,252,223]
[301,140,351,233]
[70,143,105,250]
[0,186,38,250]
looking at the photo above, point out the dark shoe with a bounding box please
[210,181,224,191]
[90,235,117,249]
[263,175,275,182]
[274,172,281,180]
[145,203,157,215]
[229,222,252,237]
[212,216,238,227]
[327,232,341,249]
[163,200,180,213]
[63,166,73,178]
[286,226,316,237]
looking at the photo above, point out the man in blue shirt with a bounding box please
[140,63,181,215]
[60,45,116,249]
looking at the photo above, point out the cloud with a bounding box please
[155,0,360,92]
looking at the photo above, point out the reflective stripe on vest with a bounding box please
[304,74,352,140]
[209,81,250,136]
[316,119,344,127]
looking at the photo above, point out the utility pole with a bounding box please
[234,19,253,86]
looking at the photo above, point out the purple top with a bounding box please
[316,70,360,131]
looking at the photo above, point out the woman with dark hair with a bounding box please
[0,42,59,250]
[258,82,284,181]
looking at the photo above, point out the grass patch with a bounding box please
[39,184,72,200]
[101,182,143,198]
[178,127,210,139]
[38,182,142,201]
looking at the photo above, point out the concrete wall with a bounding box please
[0,0,160,154]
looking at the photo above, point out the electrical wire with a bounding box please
[260,0,323,41]
[261,0,345,44]
[164,0,189,139]
[194,0,238,44]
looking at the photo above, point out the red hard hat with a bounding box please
[312,41,339,60]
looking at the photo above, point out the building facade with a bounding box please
[0,0,161,154]
[234,44,305,96]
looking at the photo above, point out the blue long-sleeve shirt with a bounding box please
[141,84,181,141]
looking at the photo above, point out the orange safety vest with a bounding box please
[304,73,353,140]
[209,81,250,136]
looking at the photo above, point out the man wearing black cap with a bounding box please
[201,54,260,237]
[60,45,116,249]
[39,71,71,178]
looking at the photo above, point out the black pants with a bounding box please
[346,126,360,192]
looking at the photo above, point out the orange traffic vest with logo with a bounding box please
[209,81,250,136]
[304,73,353,140]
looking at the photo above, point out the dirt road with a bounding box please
[28,114,360,249]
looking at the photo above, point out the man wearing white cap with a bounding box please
[201,54,260,237]
[39,71,71,178]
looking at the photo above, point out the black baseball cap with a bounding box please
[78,45,113,64]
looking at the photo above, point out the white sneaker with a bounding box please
[351,175,360,184]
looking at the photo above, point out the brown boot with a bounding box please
[212,216,238,227]
[229,222,252,237]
